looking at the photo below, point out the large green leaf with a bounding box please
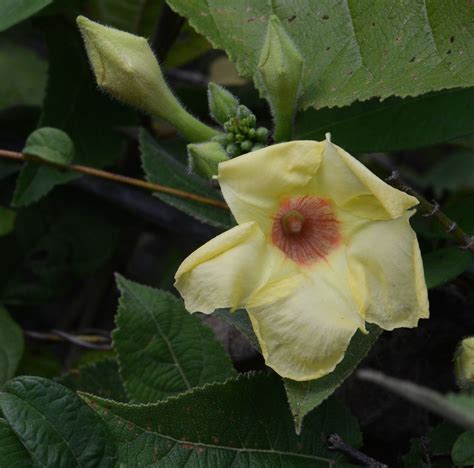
[113,275,236,403]
[0,418,32,467]
[84,373,361,466]
[423,247,473,289]
[285,326,381,433]
[59,358,128,403]
[0,0,52,32]
[0,377,116,467]
[295,87,474,152]
[88,0,162,35]
[452,431,474,466]
[166,0,474,109]
[140,129,233,228]
[0,306,24,387]
[14,18,135,207]
[0,44,47,112]
[0,190,123,305]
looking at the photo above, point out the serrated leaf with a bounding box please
[0,0,53,32]
[84,373,361,466]
[423,247,473,289]
[0,306,24,387]
[59,358,128,403]
[0,377,116,467]
[167,0,474,109]
[285,326,381,433]
[113,275,236,403]
[14,18,136,207]
[0,418,33,467]
[0,44,47,112]
[295,88,474,153]
[452,431,474,466]
[140,129,233,228]
[23,127,74,165]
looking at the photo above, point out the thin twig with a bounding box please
[0,149,228,210]
[24,329,111,350]
[385,170,474,253]
[327,434,388,467]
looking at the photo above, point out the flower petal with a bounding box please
[218,141,323,233]
[308,136,418,219]
[175,222,300,314]
[247,249,365,381]
[346,211,429,329]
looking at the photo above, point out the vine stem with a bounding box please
[0,149,228,210]
[386,170,474,253]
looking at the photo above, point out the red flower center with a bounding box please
[271,196,340,265]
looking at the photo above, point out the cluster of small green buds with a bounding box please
[454,336,474,391]
[212,108,269,158]
[187,142,229,179]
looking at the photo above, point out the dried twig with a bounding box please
[24,329,111,350]
[327,433,388,467]
[385,170,474,253]
[0,149,228,209]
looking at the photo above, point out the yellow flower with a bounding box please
[175,136,429,381]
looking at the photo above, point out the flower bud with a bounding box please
[207,82,239,125]
[454,337,474,390]
[256,127,269,142]
[226,143,241,158]
[77,16,218,142]
[240,140,253,152]
[256,15,304,142]
[188,142,229,179]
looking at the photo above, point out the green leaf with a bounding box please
[425,148,474,196]
[0,207,16,237]
[403,423,462,468]
[0,190,123,305]
[59,358,128,403]
[13,18,136,207]
[0,418,33,467]
[23,127,74,164]
[285,326,381,433]
[214,309,259,350]
[88,0,162,35]
[83,373,361,466]
[0,0,53,32]
[452,431,474,466]
[166,0,474,109]
[140,129,233,228]
[0,377,116,467]
[0,44,47,112]
[113,275,236,403]
[423,247,473,289]
[0,306,24,387]
[295,88,474,152]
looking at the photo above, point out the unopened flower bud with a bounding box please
[256,127,269,142]
[226,143,241,158]
[208,82,239,125]
[240,140,253,152]
[251,143,266,151]
[77,16,218,142]
[256,15,304,142]
[454,337,474,391]
[188,142,229,179]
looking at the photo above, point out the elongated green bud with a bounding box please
[188,142,229,179]
[76,16,218,142]
[257,15,304,142]
[207,83,239,125]
[455,337,474,391]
